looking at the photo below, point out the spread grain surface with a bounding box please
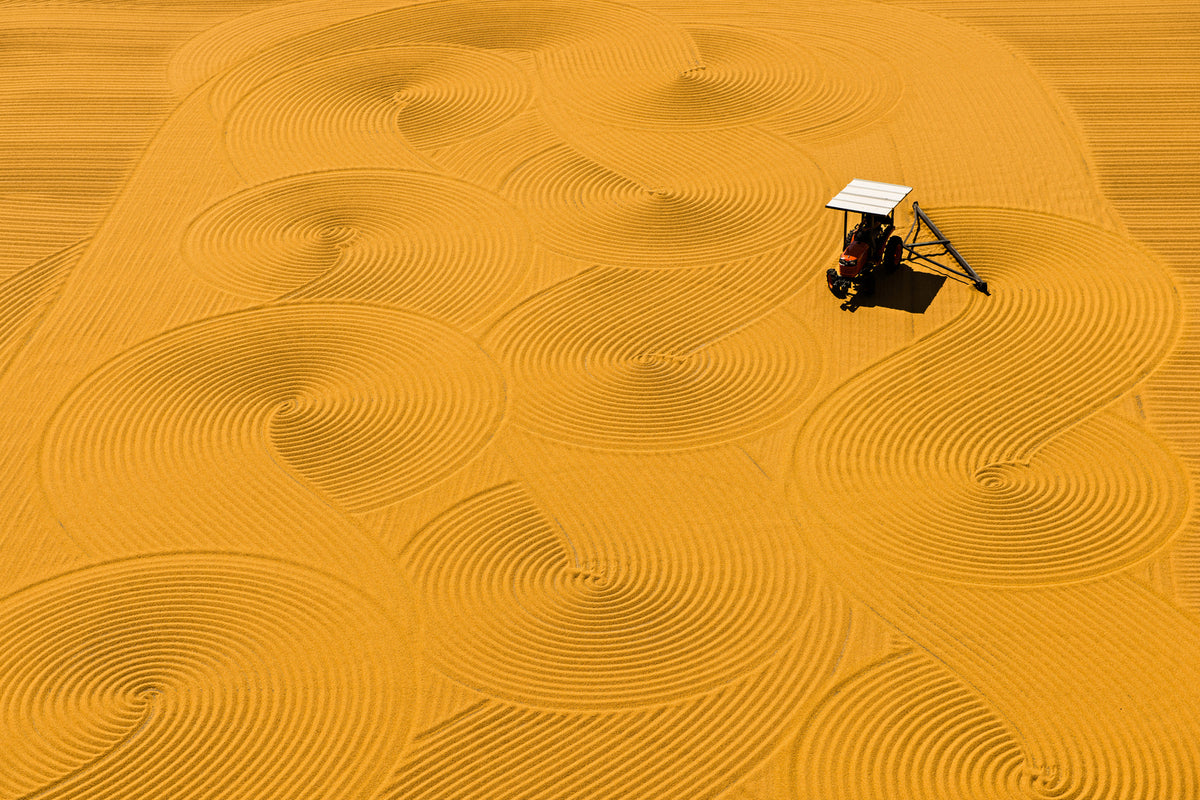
[1,1,1197,797]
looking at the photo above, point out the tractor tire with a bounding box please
[884,236,902,273]
[827,268,849,299]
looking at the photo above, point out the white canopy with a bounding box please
[826,179,912,216]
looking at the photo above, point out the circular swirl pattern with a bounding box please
[0,553,415,799]
[792,208,1185,586]
[401,478,819,710]
[42,303,505,514]
[758,29,903,141]
[381,599,851,799]
[485,266,821,450]
[223,45,530,179]
[500,129,826,266]
[204,0,698,119]
[181,169,532,325]
[539,25,822,130]
[792,649,1032,800]
[812,414,1184,586]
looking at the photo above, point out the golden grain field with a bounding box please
[1,1,1198,798]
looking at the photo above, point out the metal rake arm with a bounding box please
[904,203,989,294]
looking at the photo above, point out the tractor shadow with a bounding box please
[841,264,947,314]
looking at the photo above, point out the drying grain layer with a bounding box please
[0,0,1196,797]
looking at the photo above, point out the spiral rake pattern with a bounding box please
[791,581,1200,800]
[793,650,1031,800]
[382,612,851,799]
[805,412,1185,586]
[204,0,700,119]
[787,205,1196,798]
[486,264,821,450]
[794,208,1186,586]
[181,169,532,324]
[752,25,902,141]
[537,25,820,130]
[43,303,505,514]
[501,128,826,267]
[401,479,823,710]
[223,45,530,179]
[0,553,415,800]
[10,1,1199,799]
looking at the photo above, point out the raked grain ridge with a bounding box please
[539,24,818,130]
[182,169,533,327]
[2,3,858,795]
[885,0,1200,626]
[788,206,1195,796]
[0,553,416,799]
[795,649,1031,799]
[221,45,530,181]
[400,478,839,709]
[42,303,506,517]
[201,0,702,120]
[499,128,829,267]
[0,240,84,380]
[484,262,824,450]
[389,468,851,797]
[793,208,1185,586]
[789,575,1200,799]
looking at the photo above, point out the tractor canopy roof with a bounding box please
[826,179,912,217]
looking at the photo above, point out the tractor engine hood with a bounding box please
[839,240,869,277]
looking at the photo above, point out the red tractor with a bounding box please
[825,179,911,300]
[827,213,903,299]
[823,179,990,301]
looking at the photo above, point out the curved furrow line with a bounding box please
[788,205,1196,796]
[793,649,1034,800]
[500,129,828,267]
[381,574,849,798]
[806,411,1185,586]
[785,643,1170,800]
[167,0,401,94]
[205,0,700,119]
[610,3,906,141]
[0,552,415,800]
[537,24,824,130]
[793,207,1185,587]
[484,258,825,451]
[42,303,505,518]
[222,45,530,182]
[181,170,533,326]
[423,108,569,193]
[400,478,840,710]
[0,240,84,382]
[814,576,1200,800]
[760,34,903,143]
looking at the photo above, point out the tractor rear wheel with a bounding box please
[884,236,902,273]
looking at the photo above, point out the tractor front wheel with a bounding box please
[827,268,849,299]
[884,236,903,273]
